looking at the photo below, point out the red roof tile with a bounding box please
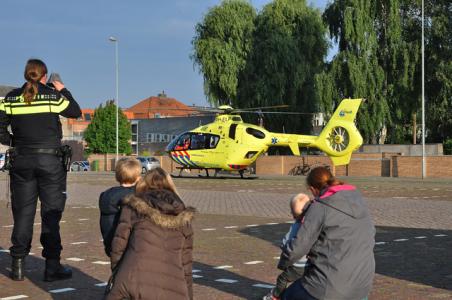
[124,96,195,119]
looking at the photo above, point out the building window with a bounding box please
[144,132,178,143]
[131,123,138,134]
[84,113,91,121]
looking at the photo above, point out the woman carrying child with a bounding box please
[280,166,375,300]
[105,167,195,300]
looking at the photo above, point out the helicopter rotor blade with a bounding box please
[237,105,289,111]
[143,107,222,113]
[234,111,317,115]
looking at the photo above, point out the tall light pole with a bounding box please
[421,0,426,178]
[109,36,119,164]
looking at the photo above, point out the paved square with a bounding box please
[0,173,451,299]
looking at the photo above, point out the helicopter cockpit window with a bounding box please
[173,133,191,151]
[246,127,266,139]
[167,133,220,151]
[190,134,206,150]
[190,134,220,150]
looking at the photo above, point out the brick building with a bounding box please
[61,108,94,141]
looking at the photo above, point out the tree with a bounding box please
[375,0,421,143]
[317,0,389,144]
[422,0,452,142]
[238,0,328,133]
[84,100,132,154]
[191,0,256,105]
[320,0,451,144]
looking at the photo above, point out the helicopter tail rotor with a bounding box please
[312,99,363,166]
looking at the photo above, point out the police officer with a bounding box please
[0,59,82,281]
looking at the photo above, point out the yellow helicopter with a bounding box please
[165,98,363,177]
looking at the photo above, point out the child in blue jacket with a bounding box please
[264,193,311,300]
[99,157,141,256]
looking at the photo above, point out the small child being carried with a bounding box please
[98,157,141,257]
[263,193,311,300]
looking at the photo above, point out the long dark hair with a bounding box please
[23,59,47,104]
[306,166,344,191]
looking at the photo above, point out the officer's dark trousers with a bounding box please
[9,153,67,259]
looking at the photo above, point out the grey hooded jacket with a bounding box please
[279,186,375,300]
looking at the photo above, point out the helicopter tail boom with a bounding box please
[267,99,362,166]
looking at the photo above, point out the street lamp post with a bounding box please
[109,36,119,164]
[421,0,426,178]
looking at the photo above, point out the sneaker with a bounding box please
[262,290,279,300]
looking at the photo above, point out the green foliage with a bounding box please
[423,0,452,142]
[383,0,451,143]
[318,0,389,143]
[191,0,256,105]
[375,0,421,143]
[238,0,328,133]
[193,0,451,143]
[444,139,452,155]
[84,100,132,155]
[320,0,451,144]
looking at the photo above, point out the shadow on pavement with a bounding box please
[374,226,452,291]
[239,224,452,291]
[193,261,274,299]
[0,247,105,300]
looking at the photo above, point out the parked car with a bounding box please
[137,156,160,173]
[0,153,5,170]
[70,161,90,172]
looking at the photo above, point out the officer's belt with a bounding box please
[16,148,61,156]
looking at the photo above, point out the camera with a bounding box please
[47,72,63,88]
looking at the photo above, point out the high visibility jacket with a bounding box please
[0,82,81,148]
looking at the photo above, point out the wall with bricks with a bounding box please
[392,156,452,178]
[359,143,443,155]
[256,154,452,178]
[87,153,452,178]
[256,154,385,176]
[87,154,181,173]
[87,154,127,171]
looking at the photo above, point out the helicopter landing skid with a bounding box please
[172,166,257,179]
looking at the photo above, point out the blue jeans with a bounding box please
[281,280,369,300]
[281,280,317,300]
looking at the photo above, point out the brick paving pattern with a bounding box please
[0,173,450,299]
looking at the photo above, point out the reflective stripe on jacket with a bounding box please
[0,82,81,148]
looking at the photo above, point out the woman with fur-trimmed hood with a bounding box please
[105,167,195,300]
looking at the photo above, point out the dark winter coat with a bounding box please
[99,186,135,256]
[105,189,195,300]
[279,185,375,300]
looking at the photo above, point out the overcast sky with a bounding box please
[0,0,331,109]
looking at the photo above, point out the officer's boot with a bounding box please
[11,257,25,281]
[44,259,72,282]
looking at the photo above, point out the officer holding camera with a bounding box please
[0,59,81,281]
